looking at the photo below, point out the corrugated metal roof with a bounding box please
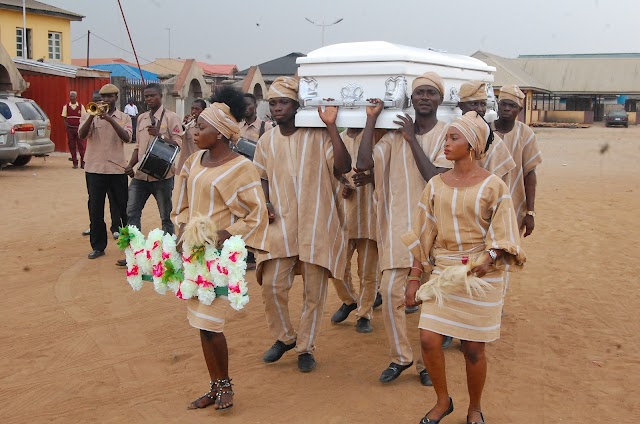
[237,53,305,76]
[90,64,158,80]
[473,51,640,95]
[13,58,109,78]
[0,0,83,21]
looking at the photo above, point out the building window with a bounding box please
[16,28,33,59]
[48,31,62,60]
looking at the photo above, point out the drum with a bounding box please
[231,137,257,161]
[138,137,180,180]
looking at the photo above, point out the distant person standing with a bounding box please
[124,83,182,234]
[61,91,86,169]
[78,84,132,259]
[124,98,139,142]
[238,93,274,142]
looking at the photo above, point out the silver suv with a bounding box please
[0,95,55,166]
[0,114,19,166]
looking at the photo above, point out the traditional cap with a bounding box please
[267,76,299,101]
[449,111,490,160]
[458,81,487,102]
[199,103,240,141]
[498,85,525,107]
[99,84,120,95]
[411,72,445,96]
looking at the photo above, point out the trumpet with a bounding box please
[180,113,197,135]
[87,101,110,116]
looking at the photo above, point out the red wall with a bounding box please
[20,71,110,152]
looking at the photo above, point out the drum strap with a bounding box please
[259,120,266,138]
[150,108,167,138]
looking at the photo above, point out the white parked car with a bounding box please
[0,94,55,166]
[0,114,19,166]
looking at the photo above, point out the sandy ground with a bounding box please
[1,124,638,424]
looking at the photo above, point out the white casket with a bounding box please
[295,41,496,129]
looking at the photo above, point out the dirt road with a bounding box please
[1,125,638,423]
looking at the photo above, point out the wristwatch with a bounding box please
[526,210,536,217]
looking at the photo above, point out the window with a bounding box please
[48,31,62,60]
[16,28,33,59]
[0,102,12,120]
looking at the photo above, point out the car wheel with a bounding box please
[11,155,32,166]
[624,124,628,128]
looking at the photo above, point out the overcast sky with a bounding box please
[47,0,638,70]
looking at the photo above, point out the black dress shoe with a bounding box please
[379,361,414,383]
[297,353,316,372]
[442,336,453,349]
[87,250,105,259]
[263,340,296,363]
[355,317,372,333]
[419,369,433,386]
[373,292,383,309]
[420,398,454,424]
[466,411,485,424]
[116,259,127,267]
[331,303,357,323]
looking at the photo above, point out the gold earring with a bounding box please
[469,150,473,160]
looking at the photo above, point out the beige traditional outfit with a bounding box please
[254,75,348,354]
[373,120,449,369]
[458,81,516,180]
[176,125,199,174]
[172,103,269,333]
[401,174,526,341]
[497,85,543,227]
[331,129,384,321]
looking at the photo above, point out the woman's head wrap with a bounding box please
[458,81,487,102]
[267,76,299,101]
[498,85,525,107]
[199,102,240,141]
[449,111,491,159]
[411,72,445,96]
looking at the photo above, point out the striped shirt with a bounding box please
[253,126,348,280]
[372,121,449,272]
[498,121,543,226]
[172,152,269,252]
[478,134,517,180]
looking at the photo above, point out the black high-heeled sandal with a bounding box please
[419,397,454,423]
[187,380,219,410]
[215,378,234,411]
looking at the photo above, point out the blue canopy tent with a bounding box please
[89,64,159,81]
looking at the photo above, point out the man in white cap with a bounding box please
[356,72,451,386]
[494,85,542,237]
[457,81,516,181]
[78,83,132,259]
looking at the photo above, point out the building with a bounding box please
[0,0,83,64]
[472,51,640,125]
[237,52,304,85]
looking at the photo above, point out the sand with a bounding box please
[1,124,638,423]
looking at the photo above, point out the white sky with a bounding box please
[46,0,638,70]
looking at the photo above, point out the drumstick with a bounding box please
[107,159,126,169]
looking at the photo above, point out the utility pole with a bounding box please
[86,30,90,67]
[22,0,28,59]
[165,27,171,58]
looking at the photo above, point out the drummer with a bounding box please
[124,83,182,235]
[176,98,206,173]
[239,93,274,142]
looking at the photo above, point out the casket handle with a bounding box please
[303,99,398,109]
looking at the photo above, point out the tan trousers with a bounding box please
[261,257,329,354]
[380,267,425,371]
[332,238,379,320]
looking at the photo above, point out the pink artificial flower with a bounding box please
[153,240,160,250]
[206,259,217,272]
[216,263,228,275]
[195,275,214,288]
[152,262,164,277]
[126,265,139,277]
[134,248,145,256]
[228,284,241,294]
[176,285,184,299]
[462,256,469,265]
[162,251,170,260]
[182,255,191,263]
[146,250,151,260]
[229,251,240,263]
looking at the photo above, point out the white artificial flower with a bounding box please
[197,287,216,305]
[179,280,198,299]
[228,293,249,311]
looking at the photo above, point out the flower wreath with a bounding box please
[118,224,249,311]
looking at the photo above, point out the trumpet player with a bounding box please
[78,83,132,260]
[176,98,206,172]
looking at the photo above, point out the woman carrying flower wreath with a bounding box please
[172,87,269,411]
[401,112,526,424]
